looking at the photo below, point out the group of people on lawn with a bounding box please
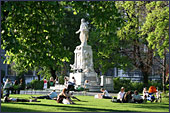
[1,78,24,96]
[95,87,144,103]
[113,87,144,103]
[112,86,159,103]
[1,76,80,104]
[1,76,159,104]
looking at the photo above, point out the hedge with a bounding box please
[113,77,162,93]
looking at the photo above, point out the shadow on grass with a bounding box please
[1,106,42,112]
[2,102,139,112]
[134,104,169,110]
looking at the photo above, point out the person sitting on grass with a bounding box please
[117,87,125,103]
[31,90,58,100]
[57,88,75,104]
[132,90,143,103]
[97,88,112,99]
[112,90,133,103]
[142,87,148,102]
[122,91,133,103]
[3,94,40,103]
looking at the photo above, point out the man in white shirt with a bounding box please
[117,87,125,102]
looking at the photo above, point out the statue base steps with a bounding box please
[69,72,99,85]
[69,72,101,92]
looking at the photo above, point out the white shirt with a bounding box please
[10,98,17,102]
[70,78,76,83]
[117,91,125,100]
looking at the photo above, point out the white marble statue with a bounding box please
[76,18,89,46]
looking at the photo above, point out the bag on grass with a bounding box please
[62,99,70,104]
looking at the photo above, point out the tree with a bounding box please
[141,1,169,92]
[115,1,169,87]
[1,1,125,79]
[115,1,156,87]
[1,1,84,79]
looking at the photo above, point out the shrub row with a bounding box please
[30,80,44,90]
[113,77,162,93]
[29,75,65,90]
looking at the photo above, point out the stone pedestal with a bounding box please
[70,44,100,91]
[100,76,114,92]
[70,73,85,86]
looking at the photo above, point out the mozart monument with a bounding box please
[69,18,100,91]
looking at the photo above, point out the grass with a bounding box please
[1,94,169,112]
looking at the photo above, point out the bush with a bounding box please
[13,85,19,90]
[30,80,44,90]
[113,77,162,93]
[113,77,135,92]
[26,83,32,89]
[148,80,162,90]
[59,75,65,84]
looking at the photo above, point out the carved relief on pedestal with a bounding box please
[82,50,94,73]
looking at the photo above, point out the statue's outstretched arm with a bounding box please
[75,29,80,34]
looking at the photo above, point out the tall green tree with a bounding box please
[116,1,155,86]
[116,1,169,87]
[141,1,169,92]
[1,1,83,79]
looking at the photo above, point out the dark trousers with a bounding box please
[117,99,123,103]
[67,85,75,93]
[134,99,143,103]
[17,99,29,102]
[102,95,112,99]
[57,95,66,103]
[35,95,51,99]
[72,96,81,101]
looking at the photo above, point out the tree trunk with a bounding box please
[37,74,40,81]
[50,68,56,79]
[143,72,149,87]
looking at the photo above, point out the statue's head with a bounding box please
[81,18,85,23]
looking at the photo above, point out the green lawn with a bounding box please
[1,94,169,112]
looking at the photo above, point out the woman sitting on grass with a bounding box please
[122,91,133,103]
[132,90,143,103]
[57,88,76,104]
[96,88,112,99]
[3,94,40,103]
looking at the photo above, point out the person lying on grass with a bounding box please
[31,89,58,100]
[57,88,80,104]
[2,94,40,103]
[97,88,112,99]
